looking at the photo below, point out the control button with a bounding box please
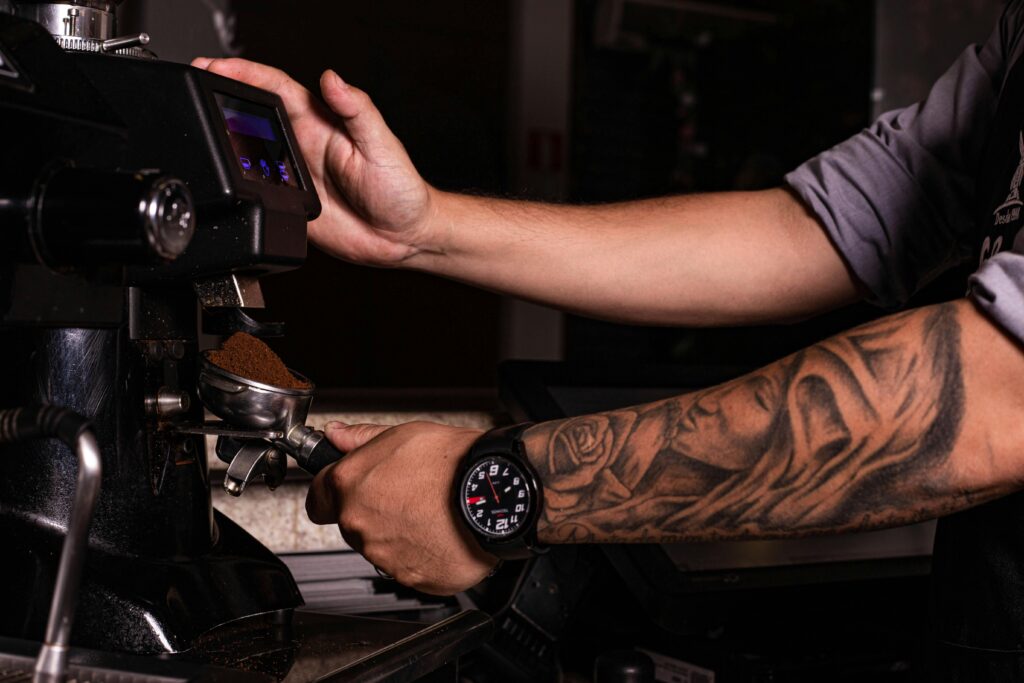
[277,161,290,182]
[259,159,271,177]
[239,156,252,170]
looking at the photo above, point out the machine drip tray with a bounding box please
[183,609,493,682]
[0,609,492,683]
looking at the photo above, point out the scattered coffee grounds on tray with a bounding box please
[206,332,310,390]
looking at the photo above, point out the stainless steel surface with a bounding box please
[14,2,116,40]
[222,441,276,497]
[52,34,148,56]
[199,358,313,434]
[33,429,101,683]
[176,422,283,441]
[316,610,494,683]
[10,1,152,57]
[100,31,146,52]
[198,358,337,493]
[193,275,266,309]
[144,387,190,418]
[142,177,194,261]
[289,426,326,465]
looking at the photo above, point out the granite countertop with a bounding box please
[209,401,500,554]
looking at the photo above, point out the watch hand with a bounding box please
[486,474,500,503]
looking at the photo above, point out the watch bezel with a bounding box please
[455,440,544,552]
[458,453,536,540]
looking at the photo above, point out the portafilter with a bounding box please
[198,356,344,495]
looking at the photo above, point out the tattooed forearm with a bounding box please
[524,303,969,543]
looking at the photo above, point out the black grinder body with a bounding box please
[0,11,321,654]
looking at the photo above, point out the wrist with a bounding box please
[403,187,460,267]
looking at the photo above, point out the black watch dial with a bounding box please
[460,455,532,539]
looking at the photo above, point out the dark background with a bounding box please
[233,2,510,389]
[223,0,878,389]
[126,0,1002,391]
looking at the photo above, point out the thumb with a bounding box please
[320,70,394,149]
[323,421,391,453]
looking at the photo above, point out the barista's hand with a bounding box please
[191,57,440,266]
[306,421,498,595]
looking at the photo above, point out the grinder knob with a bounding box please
[32,167,196,267]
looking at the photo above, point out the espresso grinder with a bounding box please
[0,2,489,681]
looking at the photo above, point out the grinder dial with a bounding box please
[10,0,151,57]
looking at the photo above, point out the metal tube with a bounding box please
[0,405,102,683]
[31,428,102,683]
[101,31,147,51]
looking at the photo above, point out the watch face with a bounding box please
[460,456,532,539]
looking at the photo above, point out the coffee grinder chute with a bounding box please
[0,0,322,656]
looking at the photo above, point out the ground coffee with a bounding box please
[206,332,311,390]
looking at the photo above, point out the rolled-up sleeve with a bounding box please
[786,4,1019,308]
[971,236,1024,344]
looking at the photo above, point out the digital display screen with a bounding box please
[216,93,299,188]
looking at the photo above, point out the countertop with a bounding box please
[207,398,500,554]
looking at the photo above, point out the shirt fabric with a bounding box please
[785,2,1024,680]
[787,1,1024,325]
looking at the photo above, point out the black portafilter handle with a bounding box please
[293,430,345,476]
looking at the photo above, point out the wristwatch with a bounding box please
[454,423,546,560]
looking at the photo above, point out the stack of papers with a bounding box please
[280,551,450,616]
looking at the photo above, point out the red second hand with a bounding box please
[486,474,500,503]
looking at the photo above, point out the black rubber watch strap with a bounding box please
[474,423,532,456]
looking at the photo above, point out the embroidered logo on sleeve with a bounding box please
[994,132,1024,226]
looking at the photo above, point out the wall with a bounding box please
[121,0,234,63]
[873,0,1004,116]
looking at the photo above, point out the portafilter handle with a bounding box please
[287,424,344,475]
[214,425,344,497]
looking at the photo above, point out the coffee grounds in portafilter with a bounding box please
[206,332,311,391]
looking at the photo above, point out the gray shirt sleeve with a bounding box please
[971,244,1024,343]
[785,2,1022,308]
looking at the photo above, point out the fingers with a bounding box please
[192,57,309,107]
[323,421,391,452]
[304,422,391,525]
[306,465,340,525]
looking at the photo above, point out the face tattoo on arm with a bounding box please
[523,303,966,543]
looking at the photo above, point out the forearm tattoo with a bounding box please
[525,304,965,543]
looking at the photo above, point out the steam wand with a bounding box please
[0,406,101,683]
